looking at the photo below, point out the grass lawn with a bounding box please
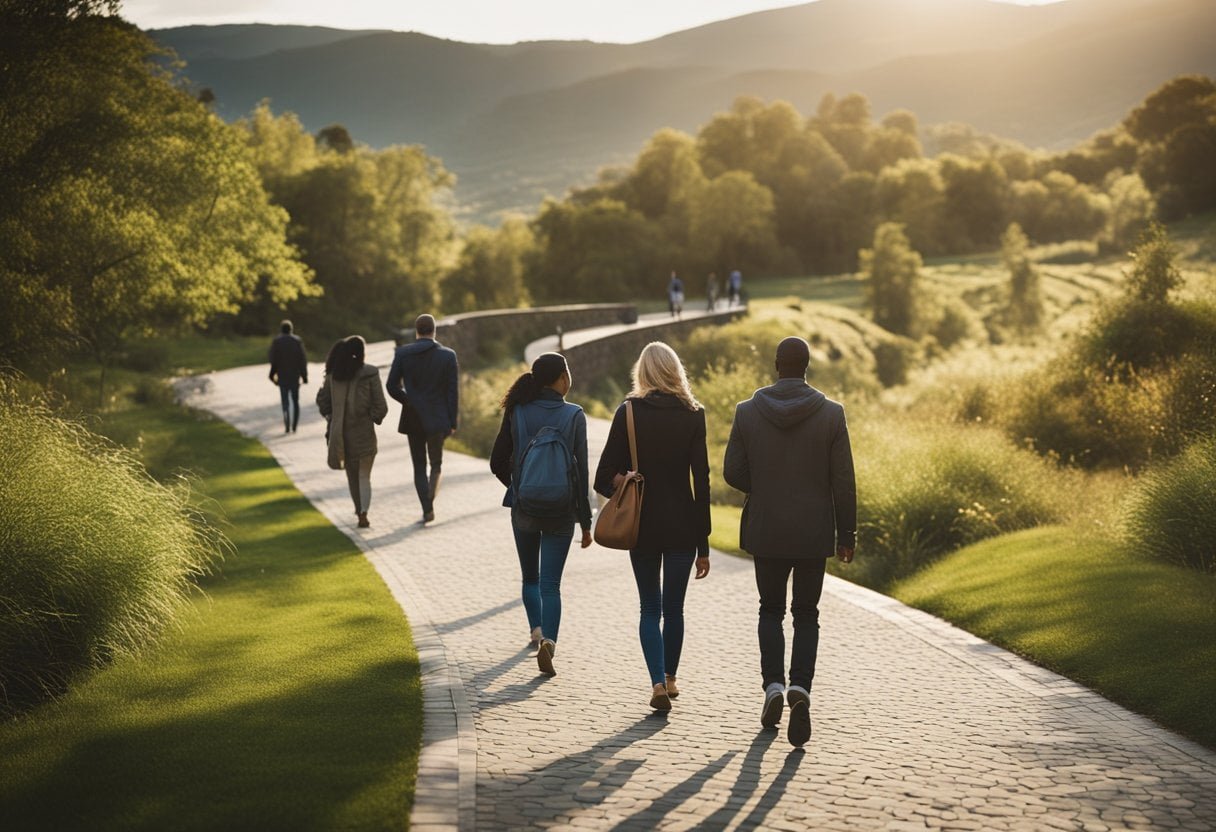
[0,401,422,831]
[893,525,1216,749]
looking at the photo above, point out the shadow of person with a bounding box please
[734,746,807,830]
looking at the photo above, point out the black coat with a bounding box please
[723,378,856,559]
[594,392,711,557]
[386,338,459,437]
[268,333,308,385]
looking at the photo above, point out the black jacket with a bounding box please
[723,378,856,558]
[385,338,459,437]
[594,392,711,557]
[268,333,308,385]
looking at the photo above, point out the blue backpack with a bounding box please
[512,404,579,518]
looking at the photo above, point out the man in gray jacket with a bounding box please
[723,336,856,748]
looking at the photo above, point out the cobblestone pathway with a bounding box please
[186,342,1216,832]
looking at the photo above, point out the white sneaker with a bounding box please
[761,682,785,728]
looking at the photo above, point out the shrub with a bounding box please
[844,421,1064,588]
[0,391,224,713]
[1080,298,1216,374]
[695,361,769,507]
[1123,437,1216,573]
[872,338,917,387]
[448,365,524,459]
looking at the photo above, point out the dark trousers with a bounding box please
[629,549,696,686]
[278,382,300,431]
[407,431,446,513]
[754,556,827,691]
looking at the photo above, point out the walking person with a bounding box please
[490,353,593,677]
[727,269,743,308]
[595,342,711,712]
[386,314,459,524]
[667,271,685,319]
[723,336,856,747]
[706,272,719,312]
[269,319,308,433]
[316,336,388,529]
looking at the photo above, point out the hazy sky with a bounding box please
[123,0,1064,44]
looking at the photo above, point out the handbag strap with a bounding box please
[626,400,638,472]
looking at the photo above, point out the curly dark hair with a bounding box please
[326,335,366,382]
[500,352,567,411]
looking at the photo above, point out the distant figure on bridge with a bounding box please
[386,314,459,524]
[595,342,711,713]
[490,353,593,678]
[268,319,308,434]
[727,269,743,308]
[706,272,719,312]
[723,336,856,748]
[667,271,685,319]
[316,335,388,529]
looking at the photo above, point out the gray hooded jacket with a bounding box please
[723,378,856,558]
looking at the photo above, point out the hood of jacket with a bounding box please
[752,378,826,428]
[525,388,568,410]
[398,338,438,357]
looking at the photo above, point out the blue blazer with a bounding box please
[386,338,459,437]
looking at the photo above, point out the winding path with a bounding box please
[183,339,1216,832]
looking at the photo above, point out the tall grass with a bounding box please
[845,420,1068,589]
[1123,437,1216,574]
[0,388,225,713]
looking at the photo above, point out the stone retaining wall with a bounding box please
[424,304,636,365]
[560,308,747,383]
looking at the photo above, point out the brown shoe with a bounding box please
[537,639,556,676]
[357,513,370,528]
[649,684,672,712]
[665,675,680,699]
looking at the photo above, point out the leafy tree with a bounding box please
[939,155,1010,251]
[529,199,667,302]
[1125,221,1181,304]
[1010,171,1108,243]
[876,158,946,255]
[1126,75,1216,219]
[441,218,535,312]
[316,124,354,155]
[860,223,925,337]
[1125,75,1216,144]
[1001,223,1043,332]
[1104,173,1155,250]
[0,5,313,394]
[688,171,782,274]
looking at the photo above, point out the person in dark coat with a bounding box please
[723,336,856,748]
[595,342,711,712]
[386,313,459,523]
[269,319,308,433]
[490,353,593,678]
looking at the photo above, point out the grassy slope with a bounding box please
[893,526,1216,749]
[0,403,421,831]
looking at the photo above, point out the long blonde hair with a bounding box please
[629,342,701,411]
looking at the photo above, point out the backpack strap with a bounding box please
[513,404,530,469]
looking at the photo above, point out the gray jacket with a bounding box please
[723,378,856,558]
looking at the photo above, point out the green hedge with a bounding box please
[1124,437,1216,573]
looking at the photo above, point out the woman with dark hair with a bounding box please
[317,335,388,528]
[490,352,593,676]
[595,341,710,712]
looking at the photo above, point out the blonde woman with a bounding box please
[594,342,710,711]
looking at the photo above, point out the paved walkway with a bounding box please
[184,341,1216,832]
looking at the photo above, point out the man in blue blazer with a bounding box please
[386,314,459,523]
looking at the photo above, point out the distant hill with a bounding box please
[151,0,1216,223]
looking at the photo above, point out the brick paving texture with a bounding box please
[184,340,1216,832]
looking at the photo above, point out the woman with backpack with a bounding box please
[594,342,710,712]
[490,352,593,677]
[316,335,388,529]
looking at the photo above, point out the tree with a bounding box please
[441,219,535,312]
[1001,223,1043,333]
[860,223,924,337]
[1124,222,1181,304]
[688,172,782,274]
[940,155,1010,252]
[876,158,946,255]
[0,6,314,394]
[1104,173,1155,250]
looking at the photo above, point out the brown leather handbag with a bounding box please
[593,400,645,550]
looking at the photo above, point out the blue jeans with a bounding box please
[513,526,574,643]
[629,549,696,686]
[278,381,300,431]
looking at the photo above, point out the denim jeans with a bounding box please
[278,381,300,431]
[513,526,574,643]
[754,556,827,691]
[630,549,696,686]
[407,432,446,513]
